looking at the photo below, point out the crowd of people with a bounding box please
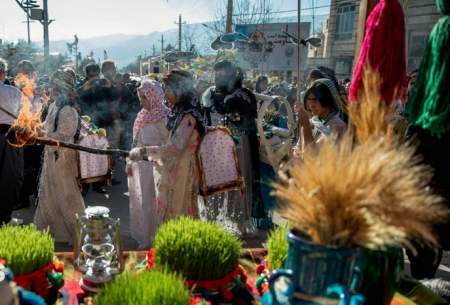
[0,54,447,282]
[0,57,353,240]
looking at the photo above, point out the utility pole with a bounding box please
[159,35,165,54]
[15,0,53,70]
[174,14,186,51]
[262,0,267,24]
[75,44,78,72]
[226,0,233,33]
[21,13,33,45]
[18,0,39,45]
[26,10,31,44]
[43,0,51,62]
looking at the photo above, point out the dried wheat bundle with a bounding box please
[276,68,448,251]
[346,68,405,143]
[276,134,447,250]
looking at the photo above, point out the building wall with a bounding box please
[325,0,360,79]
[307,0,440,80]
[405,0,441,70]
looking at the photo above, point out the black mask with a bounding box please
[214,69,235,93]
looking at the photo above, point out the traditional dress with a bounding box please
[128,80,168,248]
[310,111,347,144]
[200,86,260,236]
[146,113,200,221]
[34,70,85,243]
[129,71,204,222]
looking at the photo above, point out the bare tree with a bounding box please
[209,0,277,35]
[182,26,197,52]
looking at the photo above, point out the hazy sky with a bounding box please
[1,0,322,42]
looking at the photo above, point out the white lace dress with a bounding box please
[198,112,256,237]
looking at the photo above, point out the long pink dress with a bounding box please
[145,114,200,221]
[128,120,168,249]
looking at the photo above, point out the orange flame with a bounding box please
[15,72,37,103]
[10,73,43,147]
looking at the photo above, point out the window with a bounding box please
[408,32,429,70]
[336,4,356,41]
[335,58,353,75]
[408,33,428,58]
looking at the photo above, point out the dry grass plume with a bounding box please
[276,67,449,251]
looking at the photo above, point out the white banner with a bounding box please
[234,22,311,72]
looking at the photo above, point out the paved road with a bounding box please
[12,161,450,281]
[12,160,268,252]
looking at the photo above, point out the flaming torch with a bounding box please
[1,74,128,157]
[5,125,129,157]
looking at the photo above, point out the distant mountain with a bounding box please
[49,16,326,68]
[51,30,178,68]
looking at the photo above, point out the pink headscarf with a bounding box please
[133,79,169,139]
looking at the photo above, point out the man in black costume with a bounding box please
[200,60,264,235]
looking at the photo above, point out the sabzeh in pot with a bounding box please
[0,224,64,304]
[151,217,254,304]
[95,270,190,305]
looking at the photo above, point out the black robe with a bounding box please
[205,87,265,222]
[0,125,24,224]
[409,125,450,250]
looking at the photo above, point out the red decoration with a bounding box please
[13,263,54,298]
[54,260,65,273]
[146,248,155,269]
[61,280,85,305]
[190,296,212,305]
[255,261,270,296]
[186,265,248,302]
[256,263,266,275]
[349,0,407,104]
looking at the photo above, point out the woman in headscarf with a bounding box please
[34,69,85,244]
[297,79,346,147]
[127,79,169,249]
[255,75,269,94]
[128,70,204,221]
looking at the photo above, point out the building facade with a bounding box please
[307,0,441,80]
[308,0,360,79]
[406,0,441,70]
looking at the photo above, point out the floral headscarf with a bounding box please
[133,79,169,139]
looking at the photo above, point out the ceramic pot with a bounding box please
[355,247,403,305]
[267,230,364,305]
